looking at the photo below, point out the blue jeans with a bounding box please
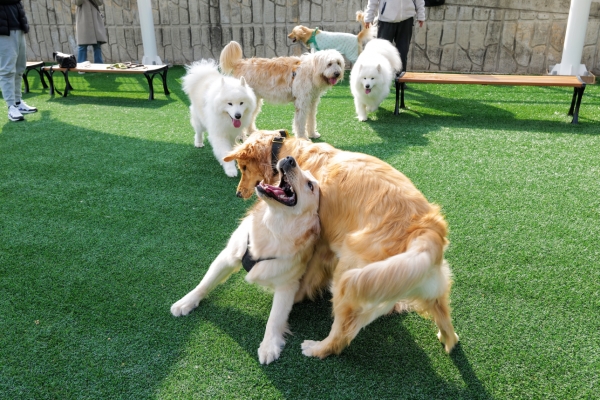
[77,44,103,64]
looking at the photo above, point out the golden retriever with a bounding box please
[288,11,374,64]
[171,156,321,364]
[223,130,459,359]
[219,41,345,140]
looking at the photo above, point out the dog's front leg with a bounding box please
[170,218,250,316]
[305,98,321,139]
[292,98,309,139]
[258,281,299,364]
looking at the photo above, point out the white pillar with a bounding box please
[550,0,592,76]
[138,0,163,65]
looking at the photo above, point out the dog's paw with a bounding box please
[438,331,460,353]
[170,297,200,317]
[358,117,368,122]
[301,340,322,357]
[224,165,238,178]
[308,131,321,139]
[194,142,204,148]
[258,338,284,365]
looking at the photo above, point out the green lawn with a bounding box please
[1,66,598,399]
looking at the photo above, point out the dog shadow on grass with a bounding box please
[194,289,493,399]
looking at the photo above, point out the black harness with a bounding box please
[270,130,288,176]
[242,237,276,272]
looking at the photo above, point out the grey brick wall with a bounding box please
[24,0,600,75]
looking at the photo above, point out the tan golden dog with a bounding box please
[219,41,345,140]
[288,11,374,64]
[171,156,321,364]
[223,130,459,359]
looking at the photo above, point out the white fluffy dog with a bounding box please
[220,41,345,140]
[182,60,258,177]
[171,156,321,365]
[350,39,402,121]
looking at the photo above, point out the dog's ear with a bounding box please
[359,64,363,72]
[221,77,226,86]
[377,64,381,73]
[240,76,247,87]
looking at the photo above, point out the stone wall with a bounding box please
[24,0,600,75]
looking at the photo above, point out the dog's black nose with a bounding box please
[334,71,340,77]
[235,113,241,119]
[236,191,243,198]
[285,156,296,168]
[365,84,370,89]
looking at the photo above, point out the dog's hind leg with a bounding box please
[247,98,263,133]
[258,281,299,364]
[190,106,205,148]
[170,218,250,316]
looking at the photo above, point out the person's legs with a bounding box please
[0,32,19,107]
[77,45,88,63]
[92,43,103,64]
[376,20,398,44]
[394,17,414,73]
[13,30,26,105]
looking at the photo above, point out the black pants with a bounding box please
[376,18,414,72]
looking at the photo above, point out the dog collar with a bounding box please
[271,130,288,176]
[307,28,320,50]
[242,237,276,272]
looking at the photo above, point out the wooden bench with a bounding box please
[395,72,589,124]
[41,63,170,100]
[24,61,49,93]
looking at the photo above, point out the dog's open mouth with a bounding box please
[291,37,297,43]
[328,77,338,85]
[256,169,296,206]
[231,116,242,128]
[365,88,371,94]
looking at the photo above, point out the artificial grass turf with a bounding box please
[1,66,599,399]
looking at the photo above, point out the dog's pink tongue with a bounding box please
[233,119,241,128]
[365,88,371,94]
[329,78,337,85]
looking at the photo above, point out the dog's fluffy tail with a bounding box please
[356,11,375,48]
[337,219,447,304]
[219,41,243,75]
[181,59,219,95]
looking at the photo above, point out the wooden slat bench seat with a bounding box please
[24,61,49,93]
[395,72,588,124]
[41,63,170,100]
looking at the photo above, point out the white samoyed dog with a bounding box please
[350,39,402,121]
[182,60,258,177]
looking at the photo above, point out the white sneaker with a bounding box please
[8,105,24,122]
[16,101,37,114]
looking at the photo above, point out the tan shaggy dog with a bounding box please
[288,11,374,64]
[219,41,345,140]
[171,156,321,364]
[223,130,459,359]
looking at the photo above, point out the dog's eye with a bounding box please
[228,102,232,106]
[242,165,247,171]
[308,181,314,191]
[240,102,244,105]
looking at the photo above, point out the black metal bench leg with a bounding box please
[46,69,56,96]
[23,70,31,93]
[160,68,170,96]
[144,72,155,100]
[38,67,49,89]
[570,85,586,124]
[62,71,71,97]
[568,87,577,116]
[394,79,400,115]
